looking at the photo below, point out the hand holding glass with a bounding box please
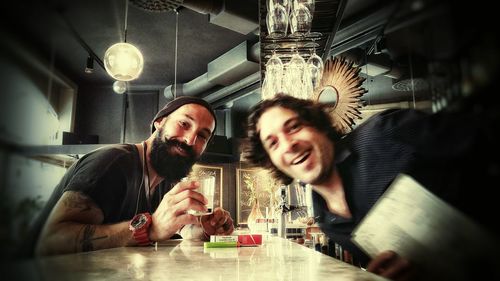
[183,175,215,216]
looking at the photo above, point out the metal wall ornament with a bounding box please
[313,56,367,134]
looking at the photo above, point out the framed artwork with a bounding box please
[190,164,223,209]
[236,168,280,225]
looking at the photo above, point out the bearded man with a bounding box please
[29,96,233,256]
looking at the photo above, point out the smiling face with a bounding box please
[257,106,335,185]
[150,103,215,181]
[157,103,215,157]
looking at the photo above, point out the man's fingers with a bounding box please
[150,208,198,241]
[215,222,233,235]
[167,180,200,196]
[380,256,413,280]
[222,220,234,234]
[172,189,207,206]
[200,217,216,235]
[173,198,207,216]
[207,208,223,226]
[214,212,227,226]
[223,216,233,229]
[201,208,234,235]
[367,250,398,273]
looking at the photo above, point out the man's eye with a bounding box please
[268,140,277,149]
[289,122,301,132]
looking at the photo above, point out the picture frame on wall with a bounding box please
[236,168,280,225]
[190,164,223,209]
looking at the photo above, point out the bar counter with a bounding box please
[4,237,385,281]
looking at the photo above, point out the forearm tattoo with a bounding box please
[78,225,108,252]
[80,225,96,252]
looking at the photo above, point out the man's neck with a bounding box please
[312,168,352,219]
[138,139,164,189]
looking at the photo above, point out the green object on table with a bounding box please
[204,241,238,248]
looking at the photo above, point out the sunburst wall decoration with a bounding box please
[313,56,367,134]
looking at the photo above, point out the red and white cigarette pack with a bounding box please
[210,234,262,246]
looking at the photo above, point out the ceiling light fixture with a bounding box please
[113,80,127,94]
[104,0,144,82]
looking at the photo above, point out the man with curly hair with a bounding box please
[243,92,498,280]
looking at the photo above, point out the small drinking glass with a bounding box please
[183,175,215,216]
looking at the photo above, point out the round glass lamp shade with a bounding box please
[113,80,127,94]
[104,42,144,81]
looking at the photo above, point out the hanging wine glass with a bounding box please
[297,0,315,17]
[283,46,306,99]
[306,41,324,91]
[302,61,314,100]
[263,49,284,99]
[266,1,289,39]
[289,0,312,38]
[262,75,273,100]
[267,0,291,15]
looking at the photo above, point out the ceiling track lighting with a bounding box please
[85,55,94,74]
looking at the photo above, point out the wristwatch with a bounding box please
[129,212,152,246]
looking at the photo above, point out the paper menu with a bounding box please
[351,174,499,280]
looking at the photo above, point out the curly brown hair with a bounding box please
[243,94,341,185]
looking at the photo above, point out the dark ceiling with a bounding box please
[1,0,462,117]
[1,0,257,88]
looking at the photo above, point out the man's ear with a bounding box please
[154,117,166,131]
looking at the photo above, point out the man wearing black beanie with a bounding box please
[25,96,233,257]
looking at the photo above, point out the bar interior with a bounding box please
[0,0,498,280]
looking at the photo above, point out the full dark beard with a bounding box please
[150,130,198,182]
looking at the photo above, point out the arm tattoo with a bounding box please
[80,225,96,252]
[78,225,108,252]
[63,192,94,212]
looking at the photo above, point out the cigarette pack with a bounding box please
[209,234,262,246]
[210,235,238,242]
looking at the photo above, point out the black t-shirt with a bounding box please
[21,144,174,258]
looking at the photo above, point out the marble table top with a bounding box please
[4,236,386,281]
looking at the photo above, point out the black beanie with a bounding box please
[151,96,217,134]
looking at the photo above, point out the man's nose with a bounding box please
[183,131,197,146]
[280,134,298,153]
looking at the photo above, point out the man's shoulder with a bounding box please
[357,108,429,132]
[371,108,428,122]
[79,143,137,164]
[95,143,136,153]
[66,143,139,181]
